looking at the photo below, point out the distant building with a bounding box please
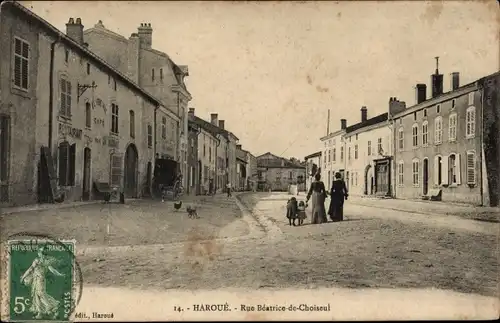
[83,20,191,189]
[344,108,393,197]
[236,145,248,191]
[256,152,306,191]
[0,2,164,205]
[304,151,322,190]
[319,119,347,190]
[391,64,500,206]
[186,117,199,195]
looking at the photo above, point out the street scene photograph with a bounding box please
[0,0,499,321]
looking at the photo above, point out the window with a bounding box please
[332,148,336,162]
[367,141,372,156]
[58,141,75,186]
[111,103,119,134]
[340,146,344,161]
[413,112,417,121]
[466,106,476,138]
[452,99,456,109]
[448,154,461,185]
[328,149,331,163]
[412,124,418,147]
[377,138,382,154]
[147,124,153,148]
[152,68,155,81]
[348,147,351,161]
[108,75,111,85]
[448,113,457,141]
[65,49,69,63]
[324,152,327,164]
[355,172,358,186]
[412,159,420,187]
[59,78,72,118]
[422,121,429,146]
[113,78,117,91]
[398,127,404,151]
[289,171,293,179]
[85,102,91,128]
[203,144,206,157]
[466,151,476,185]
[468,92,474,106]
[423,109,427,117]
[86,63,90,75]
[209,147,212,162]
[434,155,443,186]
[160,68,163,80]
[129,110,135,138]
[354,144,358,159]
[13,37,29,90]
[436,104,441,114]
[434,117,443,144]
[356,134,358,141]
[110,153,122,186]
[398,162,404,186]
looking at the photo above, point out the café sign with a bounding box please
[58,123,82,140]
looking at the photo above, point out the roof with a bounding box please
[6,1,162,107]
[345,113,388,134]
[304,151,322,160]
[189,116,221,138]
[257,153,305,169]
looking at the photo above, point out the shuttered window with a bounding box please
[129,110,135,138]
[449,114,457,141]
[111,103,119,134]
[412,159,419,187]
[412,124,418,147]
[466,151,476,185]
[60,78,72,118]
[434,155,443,186]
[422,121,429,146]
[466,107,476,138]
[162,117,167,139]
[434,117,443,144]
[398,162,404,186]
[85,102,91,128]
[398,128,404,151]
[14,37,29,90]
[110,154,123,186]
[147,124,153,148]
[0,116,10,202]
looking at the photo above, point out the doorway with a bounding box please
[423,158,429,196]
[82,147,91,201]
[364,165,372,195]
[197,160,202,195]
[124,144,138,197]
[146,161,152,197]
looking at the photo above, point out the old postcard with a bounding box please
[0,0,499,321]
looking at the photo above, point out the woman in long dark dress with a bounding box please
[328,172,348,222]
[306,173,328,224]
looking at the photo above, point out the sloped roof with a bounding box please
[345,113,388,134]
[257,153,305,169]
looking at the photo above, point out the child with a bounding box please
[286,197,298,226]
[296,201,307,226]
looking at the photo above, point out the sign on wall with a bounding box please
[58,123,82,140]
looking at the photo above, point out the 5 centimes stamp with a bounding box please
[8,239,76,322]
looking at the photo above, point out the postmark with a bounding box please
[3,232,83,322]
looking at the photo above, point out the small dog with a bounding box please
[186,205,199,219]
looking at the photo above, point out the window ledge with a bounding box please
[11,86,30,98]
[85,126,91,131]
[449,183,458,188]
[467,183,476,188]
[449,139,457,143]
[58,115,72,123]
[466,135,475,140]
[109,132,119,137]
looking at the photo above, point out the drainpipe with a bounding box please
[479,86,484,206]
[49,39,62,151]
[388,117,396,198]
[215,134,221,192]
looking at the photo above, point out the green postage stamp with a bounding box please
[8,239,76,322]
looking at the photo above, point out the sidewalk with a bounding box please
[348,196,499,223]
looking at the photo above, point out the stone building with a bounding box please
[390,64,500,206]
[344,108,393,197]
[236,145,248,191]
[319,119,347,190]
[304,151,322,190]
[0,2,165,205]
[256,152,306,191]
[186,116,199,195]
[82,20,191,188]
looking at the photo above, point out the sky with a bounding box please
[21,1,499,160]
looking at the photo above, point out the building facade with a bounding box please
[186,118,199,195]
[391,68,499,206]
[304,151,322,190]
[83,20,191,189]
[256,153,306,191]
[319,119,347,191]
[236,145,248,191]
[344,108,392,196]
[0,2,163,206]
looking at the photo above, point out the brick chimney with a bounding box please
[210,113,218,126]
[431,57,443,98]
[389,97,407,116]
[218,120,225,130]
[450,72,460,91]
[415,84,427,104]
[360,106,368,122]
[137,23,153,49]
[66,18,84,45]
[188,108,195,117]
[340,119,347,130]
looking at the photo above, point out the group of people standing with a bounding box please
[305,172,348,224]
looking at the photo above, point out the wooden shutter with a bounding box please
[433,156,439,185]
[58,143,68,186]
[110,154,123,187]
[455,153,461,185]
[467,152,476,185]
[60,79,66,115]
[66,81,72,116]
[442,155,449,185]
[470,109,476,137]
[69,144,76,186]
